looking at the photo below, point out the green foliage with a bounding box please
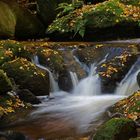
[48,0,140,37]
[0,69,13,95]
[57,1,84,18]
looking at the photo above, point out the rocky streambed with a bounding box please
[0,40,140,140]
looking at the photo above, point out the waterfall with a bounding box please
[69,71,79,88]
[13,50,140,139]
[32,56,59,93]
[73,62,101,96]
[73,55,89,73]
[115,58,140,96]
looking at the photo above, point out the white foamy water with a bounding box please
[116,58,140,95]
[32,56,59,92]
[69,71,79,88]
[31,56,140,133]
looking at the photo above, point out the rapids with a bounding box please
[1,45,140,140]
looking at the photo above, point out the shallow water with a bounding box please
[1,42,140,140]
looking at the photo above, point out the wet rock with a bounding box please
[1,58,50,96]
[58,69,73,91]
[93,118,137,140]
[17,89,41,104]
[75,44,137,93]
[1,0,45,39]
[98,51,137,93]
[0,69,13,95]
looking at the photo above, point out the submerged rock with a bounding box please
[1,58,50,96]
[93,118,137,140]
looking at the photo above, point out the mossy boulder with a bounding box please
[48,0,140,41]
[0,1,16,38]
[37,48,64,73]
[0,69,13,95]
[1,58,50,96]
[93,118,137,140]
[0,40,32,65]
[1,0,45,39]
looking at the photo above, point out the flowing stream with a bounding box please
[2,47,140,140]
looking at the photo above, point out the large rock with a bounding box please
[17,89,41,104]
[93,118,137,140]
[0,1,16,38]
[37,0,72,26]
[1,58,50,96]
[98,51,137,93]
[0,69,13,95]
[1,0,45,39]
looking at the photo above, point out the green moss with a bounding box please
[0,69,13,95]
[37,48,64,72]
[94,118,136,140]
[0,40,32,61]
[1,58,49,96]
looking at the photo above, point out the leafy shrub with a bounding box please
[48,0,140,37]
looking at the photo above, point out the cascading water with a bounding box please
[69,71,79,88]
[115,58,140,96]
[32,56,59,93]
[73,62,101,96]
[4,49,140,140]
